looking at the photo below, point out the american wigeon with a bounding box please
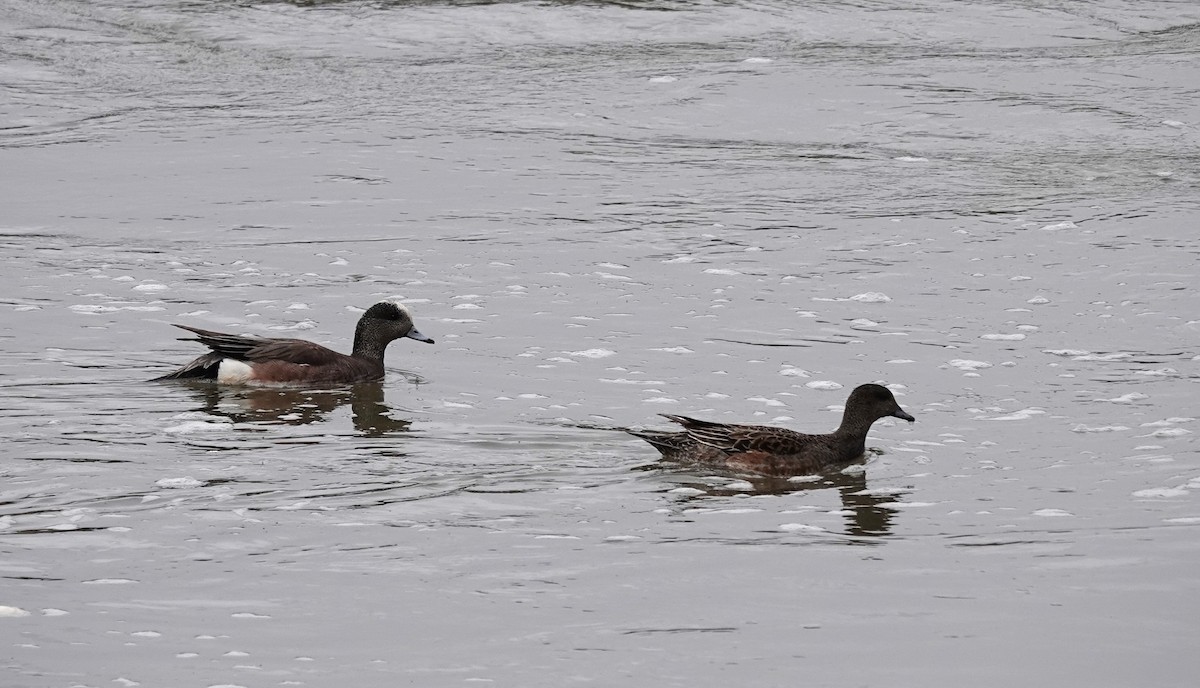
[152,301,434,385]
[628,383,915,476]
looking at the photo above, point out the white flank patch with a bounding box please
[217,359,254,384]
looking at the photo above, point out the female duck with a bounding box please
[628,383,914,476]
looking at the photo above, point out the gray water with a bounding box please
[2,0,1199,685]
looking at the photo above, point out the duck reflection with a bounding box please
[175,380,413,436]
[646,459,906,537]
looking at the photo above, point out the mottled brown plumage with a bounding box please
[628,383,915,476]
[152,301,434,385]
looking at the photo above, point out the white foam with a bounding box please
[1098,393,1149,403]
[1135,368,1176,376]
[155,477,204,489]
[986,408,1045,421]
[805,381,843,390]
[163,420,232,435]
[566,349,616,359]
[1071,424,1130,433]
[1145,428,1192,438]
[1032,508,1072,517]
[0,606,31,618]
[1043,349,1089,357]
[851,487,908,496]
[948,359,991,371]
[596,271,631,281]
[747,396,785,407]
[1132,488,1189,498]
[1041,221,1078,231]
[980,333,1026,341]
[70,304,118,314]
[1072,352,1132,361]
[848,292,891,303]
[779,523,825,533]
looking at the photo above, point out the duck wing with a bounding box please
[172,325,343,366]
[660,414,815,456]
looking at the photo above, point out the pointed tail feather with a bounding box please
[149,353,223,381]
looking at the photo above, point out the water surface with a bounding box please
[2,1,1198,686]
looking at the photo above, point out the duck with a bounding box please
[152,301,434,385]
[627,383,914,476]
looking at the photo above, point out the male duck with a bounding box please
[628,383,914,476]
[153,301,434,385]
